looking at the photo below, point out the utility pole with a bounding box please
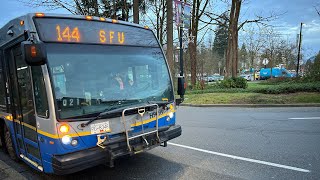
[296,22,303,77]
[166,0,174,77]
[179,3,184,99]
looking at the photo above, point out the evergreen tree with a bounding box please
[239,43,248,69]
[212,17,228,75]
[212,22,228,58]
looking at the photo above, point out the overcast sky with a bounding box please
[241,0,320,58]
[1,0,319,58]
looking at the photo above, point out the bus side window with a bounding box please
[32,66,49,118]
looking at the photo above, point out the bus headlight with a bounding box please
[168,112,174,118]
[167,112,174,121]
[61,135,72,145]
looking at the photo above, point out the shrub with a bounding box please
[218,77,248,89]
[253,82,320,94]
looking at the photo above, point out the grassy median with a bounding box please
[183,92,320,104]
[182,80,320,104]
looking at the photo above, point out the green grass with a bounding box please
[183,92,320,104]
[185,81,320,95]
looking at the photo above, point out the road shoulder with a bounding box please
[0,151,27,180]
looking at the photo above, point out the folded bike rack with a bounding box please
[121,104,159,152]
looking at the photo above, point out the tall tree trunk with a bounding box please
[93,0,99,16]
[133,0,139,23]
[226,0,241,78]
[189,41,197,88]
[189,0,197,88]
[113,0,117,19]
[166,0,174,77]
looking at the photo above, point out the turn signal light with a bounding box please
[30,46,37,57]
[59,124,70,133]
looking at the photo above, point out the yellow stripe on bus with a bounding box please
[1,111,175,139]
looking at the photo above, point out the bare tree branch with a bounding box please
[315,6,320,16]
[237,11,285,31]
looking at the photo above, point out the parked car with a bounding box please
[206,74,223,82]
[240,74,253,81]
[254,71,260,80]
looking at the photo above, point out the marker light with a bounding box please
[35,13,45,17]
[144,26,149,29]
[5,115,13,121]
[86,16,93,20]
[61,135,72,145]
[20,20,24,26]
[112,19,118,23]
[71,139,78,146]
[99,17,106,21]
[59,124,70,133]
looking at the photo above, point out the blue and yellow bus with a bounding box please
[0,13,183,174]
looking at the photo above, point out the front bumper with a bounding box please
[52,125,182,175]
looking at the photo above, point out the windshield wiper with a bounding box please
[80,107,125,128]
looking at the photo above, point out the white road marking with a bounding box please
[168,142,310,173]
[289,117,320,120]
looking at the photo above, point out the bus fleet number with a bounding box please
[62,98,80,107]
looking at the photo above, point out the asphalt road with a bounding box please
[1,107,320,180]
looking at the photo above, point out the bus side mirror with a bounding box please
[177,77,185,96]
[21,41,47,66]
[176,76,186,106]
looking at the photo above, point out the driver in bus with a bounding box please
[113,67,133,90]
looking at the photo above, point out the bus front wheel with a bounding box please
[0,122,4,148]
[3,125,19,161]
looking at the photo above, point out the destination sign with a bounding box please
[34,18,159,47]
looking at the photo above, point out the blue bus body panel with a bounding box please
[39,113,176,173]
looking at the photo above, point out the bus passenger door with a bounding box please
[6,45,42,165]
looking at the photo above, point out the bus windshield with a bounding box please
[46,44,173,119]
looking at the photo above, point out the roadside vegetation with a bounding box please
[183,55,320,104]
[184,80,320,104]
[185,80,320,95]
[184,92,320,104]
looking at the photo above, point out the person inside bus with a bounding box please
[112,67,134,90]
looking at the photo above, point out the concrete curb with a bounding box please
[180,103,320,107]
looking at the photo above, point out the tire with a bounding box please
[3,125,19,161]
[0,124,3,148]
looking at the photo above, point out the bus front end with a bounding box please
[28,14,182,174]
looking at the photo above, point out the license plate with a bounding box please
[90,121,110,134]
